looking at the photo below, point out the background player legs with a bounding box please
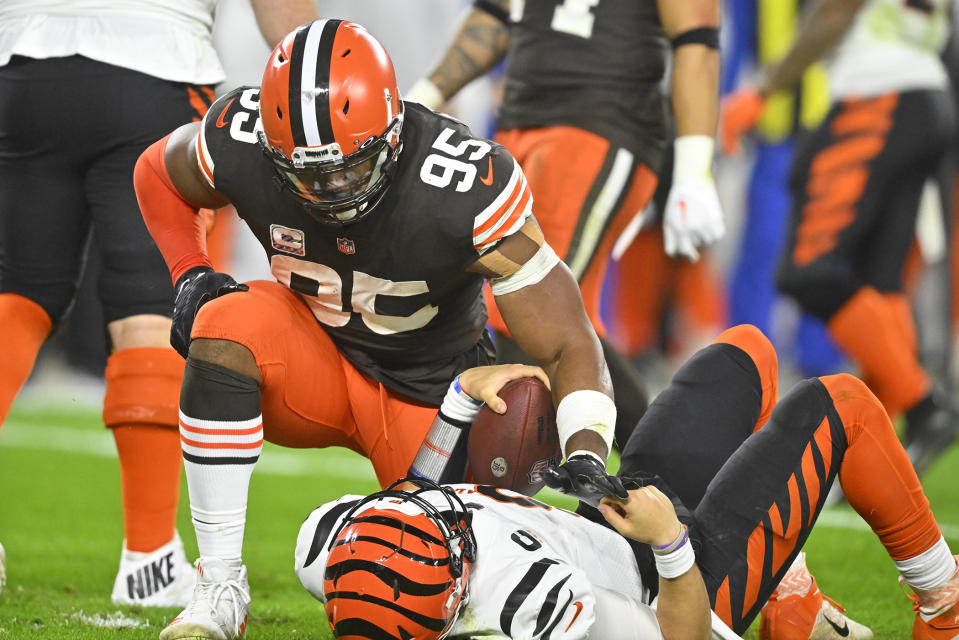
[777,90,959,476]
[0,294,52,424]
[84,99,214,604]
[729,138,844,378]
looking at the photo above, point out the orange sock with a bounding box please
[821,374,941,560]
[714,324,779,432]
[0,293,52,425]
[827,286,929,417]
[104,347,185,552]
[882,292,919,357]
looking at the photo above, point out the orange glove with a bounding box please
[719,88,766,155]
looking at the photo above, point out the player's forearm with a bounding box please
[424,5,510,103]
[758,0,864,95]
[671,45,720,137]
[249,0,319,48]
[408,377,481,483]
[656,565,712,640]
[134,137,212,283]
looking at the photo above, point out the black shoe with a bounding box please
[905,389,959,477]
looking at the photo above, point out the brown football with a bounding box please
[467,377,561,496]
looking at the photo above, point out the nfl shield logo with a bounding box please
[336,237,355,254]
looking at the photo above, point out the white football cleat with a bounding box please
[111,532,197,607]
[0,540,6,594]
[159,557,250,640]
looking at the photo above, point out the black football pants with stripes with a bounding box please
[594,326,848,635]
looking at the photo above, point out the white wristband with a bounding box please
[555,390,616,457]
[673,135,715,182]
[654,536,696,579]
[441,376,483,423]
[405,78,444,110]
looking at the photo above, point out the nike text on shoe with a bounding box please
[903,555,959,640]
[111,532,197,607]
[159,557,250,640]
[760,552,873,640]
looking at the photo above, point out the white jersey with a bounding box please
[0,0,224,84]
[828,0,950,98]
[295,484,663,640]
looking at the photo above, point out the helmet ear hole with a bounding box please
[343,100,350,115]
[276,106,284,120]
[341,48,351,58]
[278,52,286,63]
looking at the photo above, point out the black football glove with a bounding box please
[171,266,249,358]
[541,453,628,506]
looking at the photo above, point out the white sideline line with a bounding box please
[816,508,959,541]
[3,420,957,540]
[0,420,376,481]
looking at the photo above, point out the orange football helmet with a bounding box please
[323,479,476,640]
[258,19,404,225]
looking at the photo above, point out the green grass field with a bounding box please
[1,402,957,639]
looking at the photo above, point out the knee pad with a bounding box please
[103,347,184,429]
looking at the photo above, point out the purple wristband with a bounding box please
[652,524,689,556]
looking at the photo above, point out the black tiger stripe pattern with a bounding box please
[326,590,452,631]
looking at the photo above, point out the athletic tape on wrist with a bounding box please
[654,533,696,579]
[409,411,467,482]
[489,242,560,296]
[672,135,715,183]
[567,449,604,464]
[404,78,444,111]
[556,390,616,457]
[409,377,481,482]
[442,375,483,423]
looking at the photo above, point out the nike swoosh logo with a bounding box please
[824,616,850,637]
[215,98,236,128]
[479,156,494,186]
[564,601,584,632]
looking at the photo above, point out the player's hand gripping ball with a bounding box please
[468,377,561,496]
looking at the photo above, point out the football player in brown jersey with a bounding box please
[136,19,629,640]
